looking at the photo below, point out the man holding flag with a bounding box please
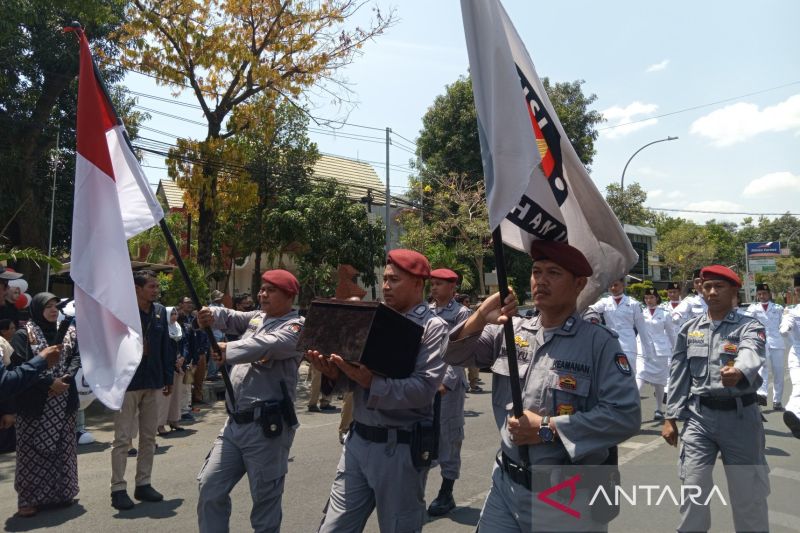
[65,25,170,510]
[455,0,641,529]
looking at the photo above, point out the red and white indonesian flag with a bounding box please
[69,29,164,409]
[461,0,637,309]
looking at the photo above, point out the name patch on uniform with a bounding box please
[551,359,591,375]
[514,335,530,348]
[559,375,577,390]
[557,403,575,416]
[614,354,632,376]
[687,330,705,345]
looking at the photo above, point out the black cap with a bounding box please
[756,283,770,292]
[666,281,680,290]
[692,269,702,280]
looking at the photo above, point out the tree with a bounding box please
[604,182,657,226]
[118,0,394,268]
[655,222,718,282]
[399,174,490,295]
[0,1,138,286]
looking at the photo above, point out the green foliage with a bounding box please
[627,280,655,302]
[0,247,63,271]
[291,180,385,306]
[655,222,718,282]
[604,182,657,226]
[158,260,209,306]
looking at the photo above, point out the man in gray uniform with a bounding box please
[662,264,769,533]
[195,269,304,533]
[307,249,449,533]
[427,268,472,516]
[445,240,641,532]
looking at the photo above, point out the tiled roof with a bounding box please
[157,179,185,210]
[313,154,386,204]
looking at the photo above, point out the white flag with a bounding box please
[461,0,638,309]
[68,28,164,409]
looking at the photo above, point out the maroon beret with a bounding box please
[529,240,593,277]
[387,249,431,279]
[430,268,459,283]
[700,265,741,288]
[261,269,300,296]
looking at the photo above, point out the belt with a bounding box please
[699,393,756,410]
[353,422,412,444]
[226,407,256,424]
[496,452,555,492]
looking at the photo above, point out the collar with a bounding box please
[520,312,581,337]
[407,302,430,319]
[698,309,738,326]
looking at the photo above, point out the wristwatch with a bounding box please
[538,415,555,443]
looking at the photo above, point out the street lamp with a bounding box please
[620,136,679,190]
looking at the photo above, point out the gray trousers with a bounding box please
[318,431,429,533]
[678,401,770,532]
[197,418,293,533]
[478,462,606,532]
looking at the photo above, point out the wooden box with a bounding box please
[297,299,424,379]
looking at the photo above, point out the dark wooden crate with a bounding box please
[297,299,423,379]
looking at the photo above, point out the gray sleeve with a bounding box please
[553,330,641,461]
[443,321,501,368]
[226,320,304,365]
[211,308,261,336]
[366,318,449,410]
[734,319,766,389]
[666,323,691,419]
[441,365,460,391]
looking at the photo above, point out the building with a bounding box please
[623,224,663,282]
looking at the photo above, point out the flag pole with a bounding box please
[491,225,529,464]
[66,23,236,405]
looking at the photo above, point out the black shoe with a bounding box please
[127,447,137,457]
[319,404,338,412]
[133,484,163,502]
[783,411,800,439]
[427,491,455,516]
[468,385,483,393]
[757,395,768,407]
[773,402,784,412]
[662,393,668,404]
[180,413,195,422]
[111,490,134,510]
[307,405,321,413]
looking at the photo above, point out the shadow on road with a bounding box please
[111,498,184,520]
[427,506,481,528]
[4,501,87,531]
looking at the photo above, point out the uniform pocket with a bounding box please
[393,510,424,533]
[547,370,591,415]
[687,346,708,379]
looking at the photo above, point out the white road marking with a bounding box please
[618,441,648,449]
[771,467,800,483]
[618,436,666,465]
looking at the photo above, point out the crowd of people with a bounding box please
[1,251,799,531]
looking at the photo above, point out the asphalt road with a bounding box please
[1,362,799,532]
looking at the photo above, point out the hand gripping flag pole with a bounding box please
[65,23,237,409]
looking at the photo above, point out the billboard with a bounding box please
[746,242,781,257]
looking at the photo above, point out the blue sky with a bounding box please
[129,0,800,226]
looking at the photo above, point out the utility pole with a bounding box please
[385,127,391,253]
[45,129,60,291]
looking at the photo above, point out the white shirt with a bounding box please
[642,306,677,357]
[780,305,800,353]
[671,294,707,327]
[746,301,785,349]
[589,294,656,358]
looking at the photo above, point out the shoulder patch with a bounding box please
[285,323,302,334]
[756,329,766,342]
[614,353,632,375]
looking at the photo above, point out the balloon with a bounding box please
[15,292,31,310]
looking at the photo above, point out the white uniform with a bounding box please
[671,294,707,328]
[637,306,676,386]
[589,294,656,378]
[780,306,800,420]
[746,301,786,403]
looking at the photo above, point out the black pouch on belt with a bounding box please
[257,402,284,439]
[410,392,441,469]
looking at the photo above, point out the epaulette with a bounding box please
[586,320,619,339]
[411,304,428,318]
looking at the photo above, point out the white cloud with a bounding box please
[634,166,670,178]
[645,59,670,73]
[690,94,800,146]
[648,189,664,199]
[666,190,684,199]
[601,102,659,139]
[687,200,743,212]
[742,171,800,197]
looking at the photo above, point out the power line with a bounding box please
[391,130,417,147]
[599,79,800,131]
[648,206,799,216]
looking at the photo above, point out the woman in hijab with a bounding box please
[157,306,186,435]
[10,292,80,518]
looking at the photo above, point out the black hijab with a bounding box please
[30,292,59,345]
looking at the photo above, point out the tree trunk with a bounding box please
[197,125,222,269]
[477,256,486,295]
